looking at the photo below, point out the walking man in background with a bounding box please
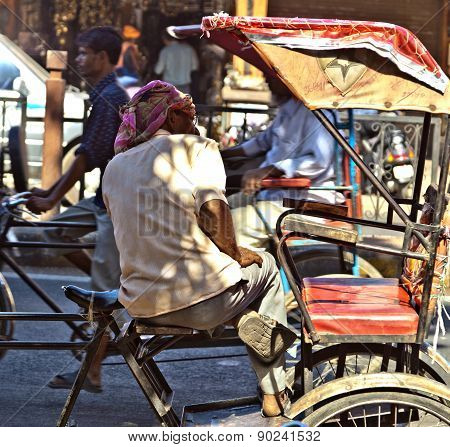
[26,26,129,392]
[154,31,199,94]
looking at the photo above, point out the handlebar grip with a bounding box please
[260,178,311,189]
[13,191,32,199]
[1,191,31,209]
[5,197,29,208]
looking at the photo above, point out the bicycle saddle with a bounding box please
[62,285,123,313]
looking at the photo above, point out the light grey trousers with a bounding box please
[148,252,287,394]
[43,198,121,291]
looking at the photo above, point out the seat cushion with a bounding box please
[303,277,418,336]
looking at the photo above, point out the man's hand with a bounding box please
[241,166,283,195]
[26,196,56,214]
[238,246,263,268]
[30,187,50,198]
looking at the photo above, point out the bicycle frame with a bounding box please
[0,212,95,339]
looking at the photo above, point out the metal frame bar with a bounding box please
[410,113,432,222]
[58,316,110,427]
[0,215,96,336]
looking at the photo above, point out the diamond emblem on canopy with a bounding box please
[317,51,368,95]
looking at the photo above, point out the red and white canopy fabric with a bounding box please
[201,15,448,94]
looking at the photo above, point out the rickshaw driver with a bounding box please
[222,76,342,249]
[103,81,297,417]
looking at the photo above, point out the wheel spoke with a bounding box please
[366,354,372,374]
[329,360,337,377]
[314,366,325,385]
[348,410,358,427]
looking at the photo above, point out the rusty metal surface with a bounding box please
[283,215,358,244]
[135,322,197,336]
[283,199,348,217]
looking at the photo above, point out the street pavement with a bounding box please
[0,268,448,427]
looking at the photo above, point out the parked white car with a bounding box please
[0,33,93,200]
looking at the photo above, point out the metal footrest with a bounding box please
[134,321,197,336]
[182,396,289,427]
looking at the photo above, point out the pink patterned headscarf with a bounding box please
[114,80,195,154]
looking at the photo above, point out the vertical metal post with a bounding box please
[42,50,67,218]
[430,117,442,184]
[410,113,431,222]
[347,109,360,275]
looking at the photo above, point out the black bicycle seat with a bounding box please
[62,285,123,313]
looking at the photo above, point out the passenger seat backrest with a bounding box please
[401,184,450,309]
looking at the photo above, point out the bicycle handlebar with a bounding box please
[2,192,31,210]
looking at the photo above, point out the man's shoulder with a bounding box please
[98,82,129,105]
[104,152,122,175]
[170,134,216,148]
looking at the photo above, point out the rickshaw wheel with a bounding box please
[287,343,449,394]
[0,273,15,360]
[302,391,450,427]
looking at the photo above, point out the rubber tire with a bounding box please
[0,272,15,360]
[8,126,28,192]
[302,391,450,426]
[291,247,383,278]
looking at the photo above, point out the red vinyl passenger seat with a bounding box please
[302,277,418,336]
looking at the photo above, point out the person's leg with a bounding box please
[65,251,91,275]
[91,207,121,291]
[48,201,120,391]
[83,207,121,385]
[43,198,97,272]
[148,252,293,410]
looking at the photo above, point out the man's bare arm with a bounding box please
[27,153,87,213]
[197,199,262,268]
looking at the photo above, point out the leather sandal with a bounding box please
[48,371,102,393]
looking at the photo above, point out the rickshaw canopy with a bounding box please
[171,15,450,114]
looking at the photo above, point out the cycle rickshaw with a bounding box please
[2,15,450,427]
